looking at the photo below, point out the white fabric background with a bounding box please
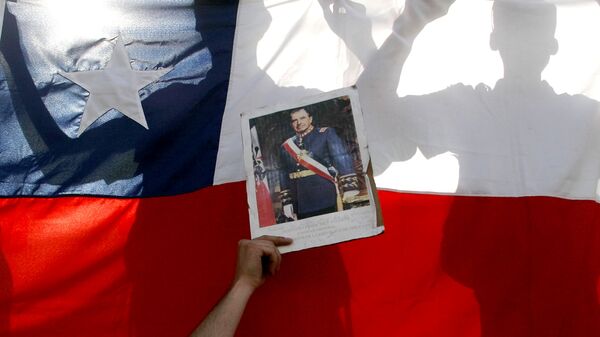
[216,0,600,200]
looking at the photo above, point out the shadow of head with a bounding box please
[490,2,558,76]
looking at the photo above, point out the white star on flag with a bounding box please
[60,36,171,136]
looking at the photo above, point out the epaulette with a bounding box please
[319,127,328,133]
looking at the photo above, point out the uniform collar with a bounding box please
[296,125,314,138]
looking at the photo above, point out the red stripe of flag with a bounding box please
[1,186,599,336]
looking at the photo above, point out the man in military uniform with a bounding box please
[279,108,359,221]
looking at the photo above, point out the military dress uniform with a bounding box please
[279,126,358,219]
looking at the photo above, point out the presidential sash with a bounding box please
[282,138,335,184]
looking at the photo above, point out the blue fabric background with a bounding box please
[0,0,238,196]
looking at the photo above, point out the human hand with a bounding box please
[233,236,293,291]
[283,204,297,221]
[318,0,370,36]
[342,190,359,203]
[395,0,456,32]
[318,0,376,64]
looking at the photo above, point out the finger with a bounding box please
[254,236,293,246]
[257,244,281,275]
[237,239,250,254]
[318,0,335,21]
[269,247,282,275]
[318,0,333,11]
[264,244,281,275]
[255,235,293,247]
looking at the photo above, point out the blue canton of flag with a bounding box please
[0,0,238,196]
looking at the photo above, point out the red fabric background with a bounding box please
[1,183,599,336]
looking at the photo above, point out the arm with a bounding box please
[358,0,456,95]
[318,0,377,67]
[326,128,354,177]
[190,236,293,337]
[325,128,359,201]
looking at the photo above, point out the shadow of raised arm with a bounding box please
[318,0,377,66]
[359,0,455,95]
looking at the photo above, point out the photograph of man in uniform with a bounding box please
[278,107,361,221]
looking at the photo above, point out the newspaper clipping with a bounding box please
[241,87,383,253]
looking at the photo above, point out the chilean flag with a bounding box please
[1,0,600,336]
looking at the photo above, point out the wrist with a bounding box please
[393,14,426,39]
[230,278,258,298]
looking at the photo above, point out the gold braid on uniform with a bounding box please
[339,174,359,193]
[280,189,293,205]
